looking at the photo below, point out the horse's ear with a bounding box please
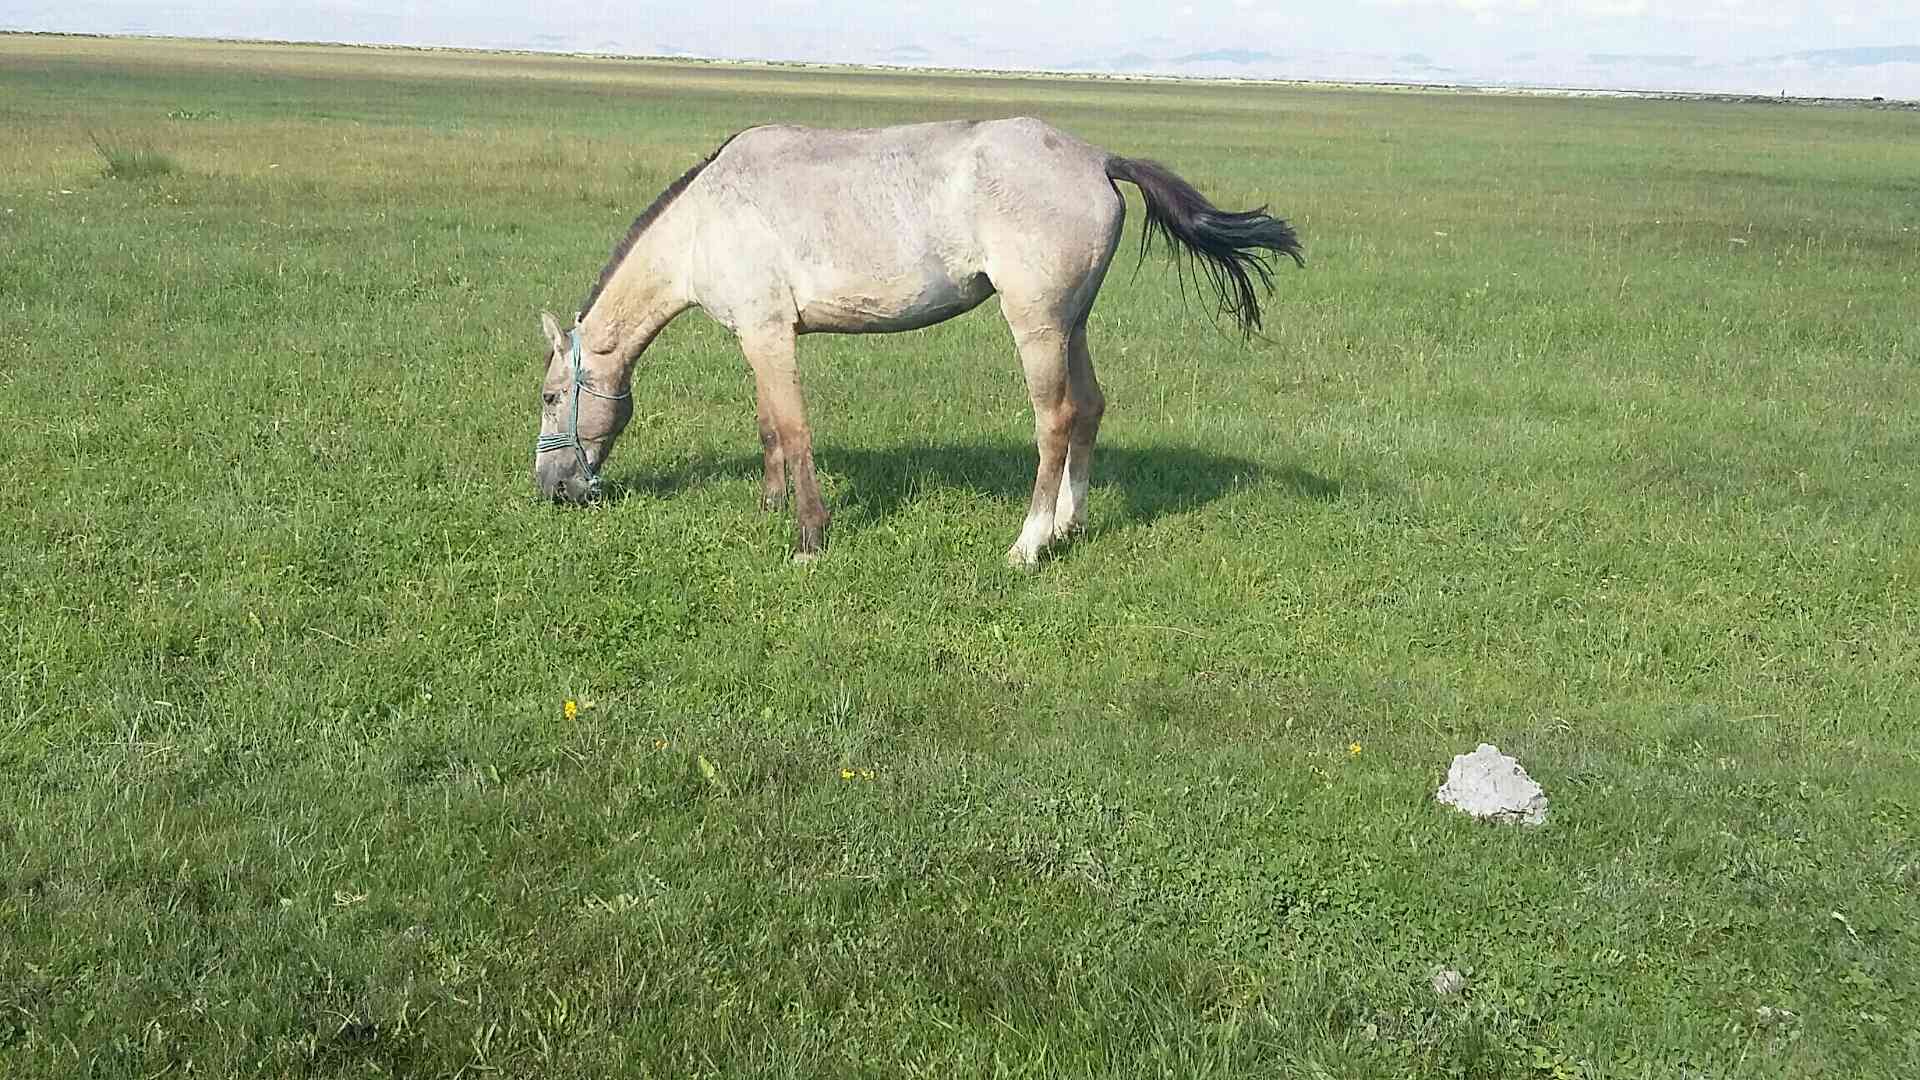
[539,310,566,354]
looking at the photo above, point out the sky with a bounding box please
[6,0,1920,98]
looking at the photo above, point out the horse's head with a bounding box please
[533,310,633,503]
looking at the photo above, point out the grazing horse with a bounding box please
[532,117,1303,566]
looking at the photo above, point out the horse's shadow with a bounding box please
[608,439,1339,532]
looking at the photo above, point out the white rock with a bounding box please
[1436,743,1548,826]
[1431,969,1466,996]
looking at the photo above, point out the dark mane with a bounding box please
[576,130,744,321]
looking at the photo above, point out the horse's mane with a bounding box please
[577,130,744,321]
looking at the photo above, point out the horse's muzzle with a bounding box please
[534,457,598,504]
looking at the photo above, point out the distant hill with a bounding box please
[1780,46,1920,66]
[1169,49,1281,65]
[1046,41,1918,99]
[1588,54,1696,68]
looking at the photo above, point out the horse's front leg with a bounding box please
[741,326,829,560]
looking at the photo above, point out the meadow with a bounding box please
[1,33,1917,1078]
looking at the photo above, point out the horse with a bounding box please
[532,117,1303,567]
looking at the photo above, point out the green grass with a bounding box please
[88,133,180,181]
[2,33,1918,1079]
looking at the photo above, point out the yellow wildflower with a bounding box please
[840,768,854,781]
[1348,741,1363,757]
[860,769,876,781]
[563,699,578,722]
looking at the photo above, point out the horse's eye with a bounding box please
[542,391,560,407]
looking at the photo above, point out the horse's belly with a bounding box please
[796,269,994,334]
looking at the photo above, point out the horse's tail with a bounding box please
[1104,156,1304,337]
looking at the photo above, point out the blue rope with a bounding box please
[534,326,630,493]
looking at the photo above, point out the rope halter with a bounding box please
[534,326,630,495]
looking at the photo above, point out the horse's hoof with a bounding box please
[1004,546,1042,571]
[791,551,820,566]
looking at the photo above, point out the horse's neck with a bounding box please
[582,212,696,366]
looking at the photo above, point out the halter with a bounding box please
[534,326,630,493]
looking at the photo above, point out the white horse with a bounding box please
[532,117,1303,566]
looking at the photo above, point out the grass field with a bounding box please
[2,33,1918,1079]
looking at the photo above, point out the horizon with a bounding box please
[5,1,1919,100]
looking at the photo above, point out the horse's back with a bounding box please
[712,117,1116,236]
[690,118,1123,333]
[724,116,1104,172]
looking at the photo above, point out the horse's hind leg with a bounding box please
[1053,320,1105,541]
[753,379,787,512]
[1003,314,1076,568]
[740,326,829,560]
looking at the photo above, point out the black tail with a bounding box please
[1105,156,1304,337]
